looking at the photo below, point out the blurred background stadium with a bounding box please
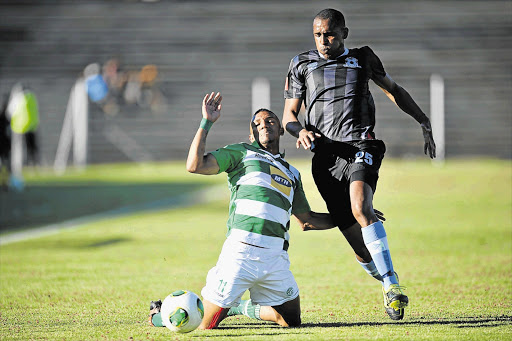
[0,0,510,168]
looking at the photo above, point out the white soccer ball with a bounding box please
[160,290,204,333]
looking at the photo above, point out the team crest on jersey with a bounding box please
[270,167,292,196]
[343,57,361,68]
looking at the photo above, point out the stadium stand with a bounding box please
[0,0,510,165]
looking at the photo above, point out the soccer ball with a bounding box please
[160,290,204,333]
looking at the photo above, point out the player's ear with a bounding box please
[279,126,285,136]
[249,122,257,142]
[342,27,349,39]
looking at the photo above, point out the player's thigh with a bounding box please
[312,152,355,229]
[249,252,299,306]
[201,246,255,309]
[347,139,386,193]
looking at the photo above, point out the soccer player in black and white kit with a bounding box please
[282,8,436,320]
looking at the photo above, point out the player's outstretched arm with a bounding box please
[373,73,436,159]
[186,92,222,175]
[294,208,385,231]
[282,98,320,150]
[293,211,336,231]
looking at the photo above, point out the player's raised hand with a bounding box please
[202,92,222,123]
[421,120,436,159]
[297,129,321,149]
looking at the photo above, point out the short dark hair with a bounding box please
[250,108,282,134]
[314,8,346,28]
[252,108,280,123]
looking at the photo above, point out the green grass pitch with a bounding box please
[0,159,511,340]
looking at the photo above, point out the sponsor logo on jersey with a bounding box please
[270,167,292,196]
[253,152,276,164]
[343,56,362,68]
[272,174,291,187]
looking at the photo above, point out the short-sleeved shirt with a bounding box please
[284,46,386,142]
[210,141,310,248]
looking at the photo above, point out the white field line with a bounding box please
[0,184,227,246]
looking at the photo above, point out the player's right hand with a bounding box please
[374,209,386,222]
[297,129,321,149]
[202,92,222,123]
[421,120,436,159]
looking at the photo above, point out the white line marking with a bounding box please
[0,185,226,245]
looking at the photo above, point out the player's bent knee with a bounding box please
[278,309,301,327]
[351,204,375,225]
[273,296,301,327]
[285,314,301,327]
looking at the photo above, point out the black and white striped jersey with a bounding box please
[284,46,386,142]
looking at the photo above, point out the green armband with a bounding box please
[200,118,213,131]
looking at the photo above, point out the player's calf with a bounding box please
[198,300,229,330]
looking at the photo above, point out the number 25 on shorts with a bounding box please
[355,151,373,165]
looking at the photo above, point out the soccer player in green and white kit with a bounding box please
[282,8,436,320]
[149,91,344,329]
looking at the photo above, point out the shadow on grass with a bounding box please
[300,315,512,328]
[85,237,131,248]
[0,182,205,232]
[201,315,512,336]
[193,328,310,338]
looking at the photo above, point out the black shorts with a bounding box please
[311,139,386,230]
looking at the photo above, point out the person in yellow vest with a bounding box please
[0,93,11,190]
[7,83,40,167]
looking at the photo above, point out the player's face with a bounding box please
[250,111,283,146]
[313,18,347,59]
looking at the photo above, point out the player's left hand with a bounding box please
[421,120,436,159]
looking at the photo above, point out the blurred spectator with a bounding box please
[102,58,128,115]
[83,59,166,115]
[84,63,109,103]
[123,70,142,105]
[102,58,126,92]
[3,83,40,191]
[138,64,167,113]
[7,83,40,167]
[0,93,11,190]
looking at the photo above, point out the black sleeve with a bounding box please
[362,46,387,80]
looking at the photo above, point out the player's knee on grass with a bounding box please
[283,311,301,327]
[273,297,301,327]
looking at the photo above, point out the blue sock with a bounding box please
[356,257,383,283]
[361,221,398,290]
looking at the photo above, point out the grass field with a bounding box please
[0,159,511,340]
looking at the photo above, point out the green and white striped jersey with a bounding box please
[211,141,311,249]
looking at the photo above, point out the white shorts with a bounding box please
[201,233,299,308]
